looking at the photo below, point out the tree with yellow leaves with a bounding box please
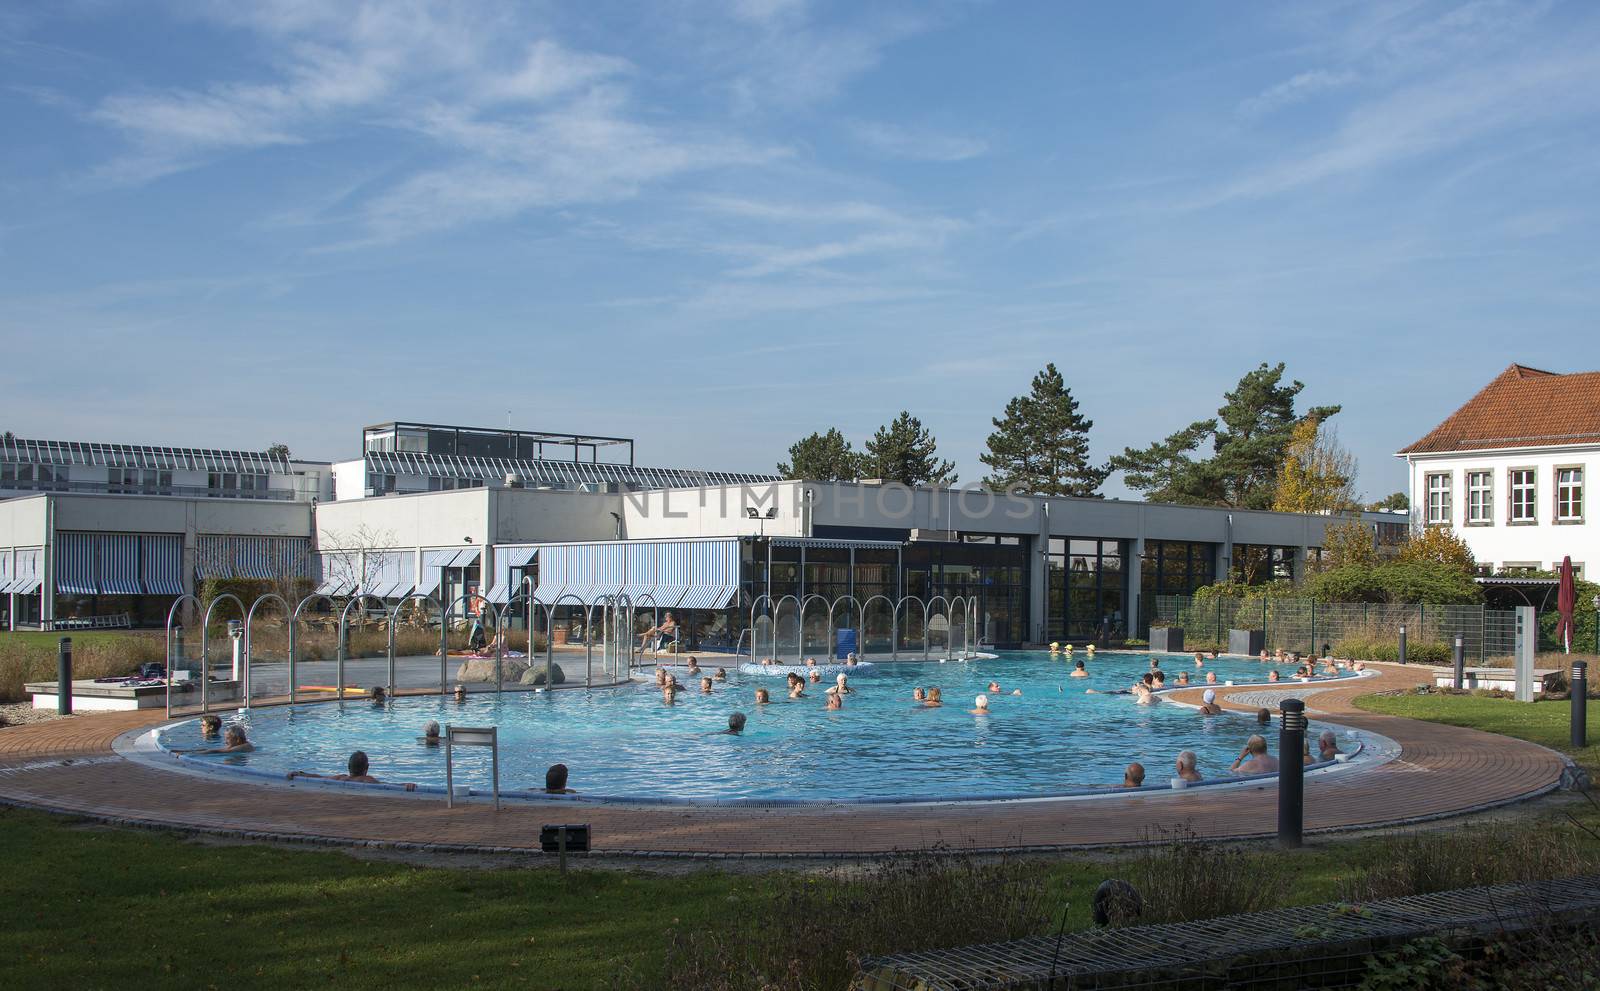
[1271,418,1358,514]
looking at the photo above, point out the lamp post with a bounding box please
[745,506,777,538]
[1593,595,1599,655]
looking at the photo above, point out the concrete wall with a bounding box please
[1406,446,1597,576]
[493,488,619,544]
[622,482,807,539]
[0,495,49,548]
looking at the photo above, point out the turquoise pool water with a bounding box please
[156,651,1363,802]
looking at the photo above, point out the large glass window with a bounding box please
[1466,471,1492,524]
[1230,545,1297,585]
[1425,472,1451,525]
[1047,537,1126,640]
[1557,467,1584,522]
[1509,468,1536,523]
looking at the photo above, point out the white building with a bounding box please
[1399,363,1597,578]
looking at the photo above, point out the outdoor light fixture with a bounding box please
[744,507,778,519]
[463,536,473,543]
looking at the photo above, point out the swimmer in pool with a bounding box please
[418,721,442,745]
[1070,659,1089,678]
[287,751,415,790]
[714,667,728,681]
[700,677,714,694]
[834,673,852,695]
[808,669,822,684]
[662,683,677,704]
[754,687,771,705]
[199,714,222,739]
[178,724,254,755]
[1194,652,1205,668]
[969,694,990,715]
[825,692,843,710]
[923,687,943,707]
[1205,671,1218,684]
[1197,688,1223,716]
[912,687,926,702]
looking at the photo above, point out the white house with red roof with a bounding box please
[1398,364,1598,578]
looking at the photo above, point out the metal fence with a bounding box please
[855,873,1600,990]
[1150,595,1520,665]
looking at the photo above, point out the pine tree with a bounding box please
[863,412,956,486]
[1110,363,1340,508]
[980,363,1108,497]
[777,428,863,480]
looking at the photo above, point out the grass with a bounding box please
[2,802,1597,991]
[1354,690,1600,772]
[0,632,165,703]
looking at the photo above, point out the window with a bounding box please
[1509,468,1536,523]
[1501,562,1539,576]
[1466,471,1493,524]
[1425,472,1452,524]
[1556,467,1584,522]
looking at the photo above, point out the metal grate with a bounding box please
[856,874,1600,990]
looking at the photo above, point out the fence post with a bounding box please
[1479,607,1487,666]
[1278,699,1306,849]
[1573,661,1588,749]
[1309,600,1317,659]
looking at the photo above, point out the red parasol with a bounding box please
[1557,555,1576,654]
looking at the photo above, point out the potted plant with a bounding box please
[1228,627,1265,656]
[1149,624,1184,652]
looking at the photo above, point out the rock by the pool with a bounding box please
[520,663,566,686]
[454,657,531,683]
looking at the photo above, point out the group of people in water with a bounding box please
[1120,727,1345,788]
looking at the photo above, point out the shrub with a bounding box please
[1333,637,1450,664]
[1336,829,1600,903]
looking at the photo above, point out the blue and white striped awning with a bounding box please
[0,552,9,593]
[486,545,538,604]
[142,535,184,595]
[197,536,312,581]
[365,550,412,599]
[5,548,42,594]
[313,551,359,597]
[530,538,741,608]
[419,549,456,595]
[55,532,98,596]
[99,534,143,595]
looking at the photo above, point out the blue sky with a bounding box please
[2,1,1598,499]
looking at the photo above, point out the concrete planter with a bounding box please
[1149,627,1185,653]
[1228,628,1265,656]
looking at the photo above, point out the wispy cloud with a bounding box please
[849,120,987,161]
[1236,69,1357,118]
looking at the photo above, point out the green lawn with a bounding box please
[0,805,1423,991]
[1354,691,1600,771]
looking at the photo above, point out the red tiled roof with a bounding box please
[1399,363,1600,455]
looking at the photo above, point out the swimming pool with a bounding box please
[153,651,1372,803]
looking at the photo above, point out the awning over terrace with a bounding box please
[4,548,42,594]
[485,545,537,604]
[531,538,741,609]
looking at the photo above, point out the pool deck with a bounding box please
[0,663,1573,858]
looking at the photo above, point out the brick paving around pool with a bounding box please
[0,664,1572,858]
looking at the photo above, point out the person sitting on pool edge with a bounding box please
[1121,763,1145,788]
[970,694,990,715]
[1318,730,1342,762]
[287,751,416,790]
[178,724,254,755]
[1197,688,1223,716]
[1070,659,1089,678]
[544,763,576,795]
[418,721,442,746]
[725,712,746,735]
[199,714,222,739]
[1174,751,1202,783]
[754,687,771,705]
[1231,735,1279,775]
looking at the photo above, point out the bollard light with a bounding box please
[57,637,73,716]
[1398,624,1408,666]
[1574,662,1589,750]
[1278,698,1307,849]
